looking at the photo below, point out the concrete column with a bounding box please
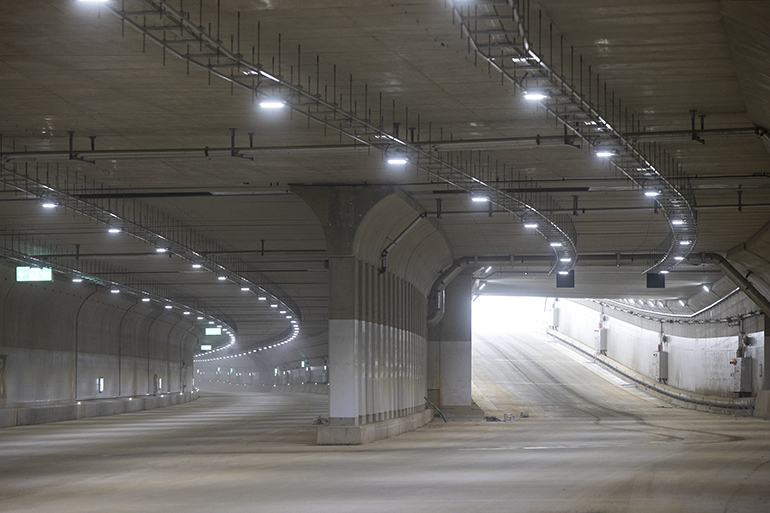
[764,315,769,390]
[427,272,473,407]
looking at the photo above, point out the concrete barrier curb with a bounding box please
[0,390,200,429]
[273,383,329,395]
[317,408,433,445]
[547,329,756,416]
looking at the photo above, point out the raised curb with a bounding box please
[0,390,199,429]
[547,329,756,416]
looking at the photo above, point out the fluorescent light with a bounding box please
[596,150,615,158]
[165,305,172,309]
[108,228,121,233]
[671,219,685,226]
[660,270,669,274]
[197,316,204,320]
[192,264,202,269]
[679,240,692,246]
[72,278,83,283]
[471,194,489,203]
[240,287,250,291]
[217,276,227,280]
[142,298,150,302]
[286,315,292,319]
[644,190,660,197]
[156,247,168,253]
[387,157,408,165]
[549,241,563,247]
[279,310,287,314]
[42,202,57,209]
[702,284,711,292]
[479,282,486,290]
[560,257,572,262]
[184,311,191,315]
[557,271,569,275]
[270,304,278,308]
[110,289,120,294]
[524,223,538,229]
[523,91,547,100]
[674,256,685,261]
[678,299,686,307]
[258,296,267,301]
[259,100,285,109]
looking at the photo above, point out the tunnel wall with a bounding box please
[0,262,198,409]
[553,295,765,397]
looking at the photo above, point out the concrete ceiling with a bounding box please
[1,0,769,355]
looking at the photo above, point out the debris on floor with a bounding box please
[520,411,530,418]
[484,416,502,422]
[503,413,515,422]
[312,416,330,425]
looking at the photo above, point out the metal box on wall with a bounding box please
[596,328,608,354]
[652,351,668,382]
[732,357,752,394]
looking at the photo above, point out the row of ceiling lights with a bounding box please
[41,191,296,353]
[194,321,300,361]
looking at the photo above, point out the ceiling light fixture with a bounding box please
[259,99,286,109]
[595,150,615,158]
[387,156,408,165]
[72,278,83,283]
[523,91,547,101]
[644,190,661,197]
[671,219,685,226]
[192,264,202,269]
[523,222,538,229]
[142,298,150,302]
[217,276,227,281]
[108,227,121,234]
[549,241,563,247]
[42,201,57,209]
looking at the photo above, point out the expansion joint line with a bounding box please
[104,0,577,271]
[452,0,697,273]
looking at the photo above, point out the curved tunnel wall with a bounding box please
[553,293,766,397]
[0,262,197,408]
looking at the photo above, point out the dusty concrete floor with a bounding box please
[1,328,769,512]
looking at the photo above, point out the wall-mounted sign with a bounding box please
[200,344,213,351]
[16,266,53,282]
[204,327,222,336]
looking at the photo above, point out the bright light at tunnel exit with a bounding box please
[472,296,551,334]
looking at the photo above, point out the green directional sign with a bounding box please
[16,266,53,282]
[204,327,222,336]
